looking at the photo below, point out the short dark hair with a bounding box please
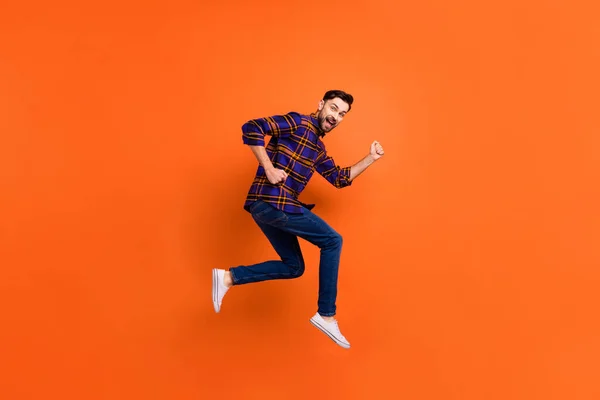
[323,89,354,111]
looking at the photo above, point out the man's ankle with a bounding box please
[320,315,335,323]
[223,271,233,287]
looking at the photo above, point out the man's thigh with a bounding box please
[249,200,339,247]
[254,220,304,266]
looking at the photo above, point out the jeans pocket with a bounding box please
[252,202,288,227]
[248,200,266,214]
[249,200,270,216]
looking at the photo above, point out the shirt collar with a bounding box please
[309,113,326,137]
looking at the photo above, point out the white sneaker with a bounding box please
[212,269,230,313]
[309,312,351,349]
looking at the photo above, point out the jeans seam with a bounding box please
[233,270,300,284]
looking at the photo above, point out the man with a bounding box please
[212,90,384,349]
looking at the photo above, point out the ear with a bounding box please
[318,100,324,111]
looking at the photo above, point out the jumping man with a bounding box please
[212,90,385,349]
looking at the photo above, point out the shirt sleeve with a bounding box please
[241,112,302,147]
[315,144,353,189]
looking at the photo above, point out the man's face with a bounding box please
[316,97,350,133]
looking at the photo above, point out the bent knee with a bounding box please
[325,232,343,250]
[290,262,305,277]
[286,258,305,278]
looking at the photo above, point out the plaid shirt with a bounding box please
[241,111,353,214]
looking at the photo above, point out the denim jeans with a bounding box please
[229,200,343,317]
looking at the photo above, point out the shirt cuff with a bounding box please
[242,134,265,147]
[339,166,353,187]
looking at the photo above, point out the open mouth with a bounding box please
[326,117,336,126]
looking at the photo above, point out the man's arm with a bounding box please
[316,140,385,187]
[241,112,301,147]
[242,112,301,184]
[248,145,275,170]
[349,153,377,181]
[248,145,287,184]
[315,153,353,188]
[349,140,385,180]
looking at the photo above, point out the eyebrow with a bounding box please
[331,103,347,113]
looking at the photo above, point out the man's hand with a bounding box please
[248,145,288,185]
[349,140,386,181]
[265,166,288,185]
[370,140,385,161]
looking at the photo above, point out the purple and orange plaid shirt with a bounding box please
[241,111,353,214]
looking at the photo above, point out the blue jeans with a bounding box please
[229,200,343,317]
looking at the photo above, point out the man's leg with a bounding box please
[228,219,305,285]
[215,200,341,312]
[284,208,343,319]
[213,200,350,348]
[270,206,349,349]
[213,200,305,312]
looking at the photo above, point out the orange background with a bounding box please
[2,1,599,399]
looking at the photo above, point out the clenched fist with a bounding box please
[370,140,385,160]
[266,167,288,185]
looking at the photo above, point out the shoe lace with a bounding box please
[331,320,347,340]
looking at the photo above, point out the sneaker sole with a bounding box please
[309,317,350,349]
[212,269,220,313]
